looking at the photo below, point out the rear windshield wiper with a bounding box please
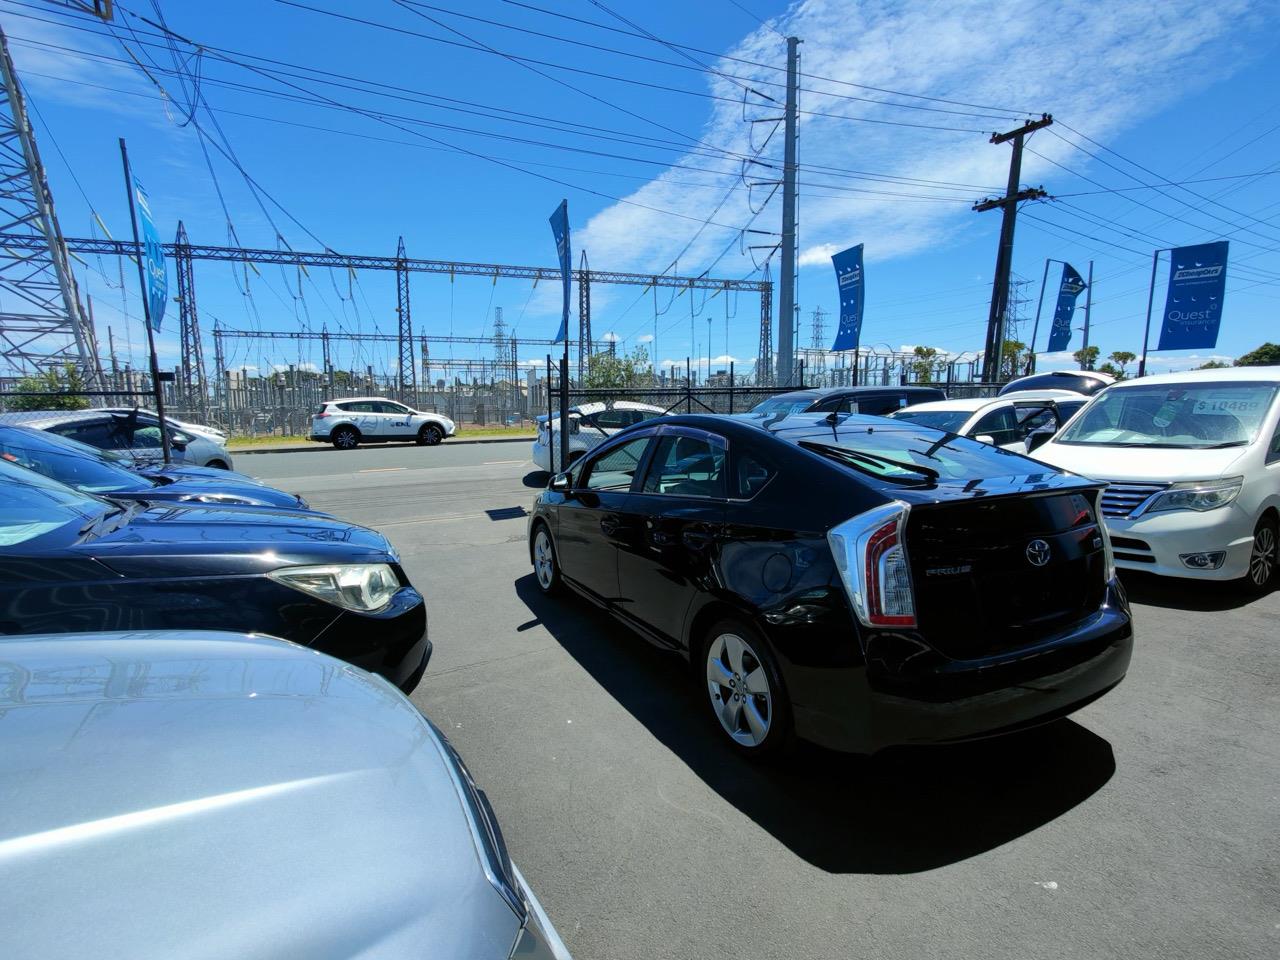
[800,441,939,485]
[77,501,140,539]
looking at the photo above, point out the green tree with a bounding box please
[1197,359,1231,370]
[7,363,89,412]
[1000,339,1027,380]
[1073,345,1100,371]
[1108,350,1136,379]
[583,346,656,389]
[910,346,941,383]
[1097,362,1120,378]
[1235,342,1280,366]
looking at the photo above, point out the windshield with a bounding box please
[886,409,973,433]
[0,457,108,546]
[750,396,815,416]
[0,428,151,494]
[1055,381,1278,448]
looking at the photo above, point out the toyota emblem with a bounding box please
[1025,539,1051,567]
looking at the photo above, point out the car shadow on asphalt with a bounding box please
[1120,571,1270,611]
[515,574,1116,875]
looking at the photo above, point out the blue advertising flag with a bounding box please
[1046,263,1087,353]
[830,244,864,351]
[1157,241,1229,351]
[548,200,571,344]
[132,176,167,332]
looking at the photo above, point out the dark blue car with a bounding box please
[0,457,430,692]
[0,424,310,510]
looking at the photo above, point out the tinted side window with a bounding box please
[859,394,902,416]
[593,410,629,429]
[971,407,1020,446]
[338,401,373,413]
[641,435,726,499]
[130,425,164,449]
[48,420,122,449]
[1015,404,1055,435]
[583,437,650,491]
[733,450,776,499]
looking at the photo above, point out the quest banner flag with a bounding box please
[1046,263,1087,353]
[133,176,167,332]
[830,244,864,352]
[548,200,571,344]
[1157,241,1229,351]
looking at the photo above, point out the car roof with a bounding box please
[893,397,995,413]
[996,388,1090,401]
[0,409,113,427]
[1108,366,1280,387]
[0,630,520,956]
[324,396,395,403]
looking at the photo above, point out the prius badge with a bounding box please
[1025,539,1051,567]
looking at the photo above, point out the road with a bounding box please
[247,443,1280,960]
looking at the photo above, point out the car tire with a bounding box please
[417,424,444,446]
[531,522,562,595]
[331,426,360,450]
[1241,515,1278,595]
[700,618,794,760]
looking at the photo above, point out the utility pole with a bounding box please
[1080,259,1093,361]
[774,35,801,386]
[975,114,1051,383]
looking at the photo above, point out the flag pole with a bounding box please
[1081,260,1094,363]
[1138,249,1163,379]
[1027,257,1052,374]
[118,137,171,464]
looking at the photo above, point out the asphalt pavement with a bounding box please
[245,444,1280,960]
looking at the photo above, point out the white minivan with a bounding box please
[1033,368,1280,592]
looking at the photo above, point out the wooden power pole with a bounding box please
[976,114,1051,382]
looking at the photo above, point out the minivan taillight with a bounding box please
[828,502,917,629]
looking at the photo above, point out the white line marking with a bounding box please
[483,459,527,465]
[357,467,407,473]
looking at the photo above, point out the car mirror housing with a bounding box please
[549,472,571,492]
[1026,431,1053,453]
[170,432,190,451]
[974,434,996,446]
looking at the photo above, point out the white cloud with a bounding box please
[576,0,1257,296]
[636,333,655,343]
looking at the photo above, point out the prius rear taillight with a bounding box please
[828,502,917,629]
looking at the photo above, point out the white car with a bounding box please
[0,408,235,469]
[532,401,665,472]
[311,397,456,450]
[1034,367,1280,592]
[887,390,1088,452]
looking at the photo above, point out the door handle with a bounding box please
[599,516,619,536]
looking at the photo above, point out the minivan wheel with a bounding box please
[418,424,444,446]
[701,619,792,758]
[1242,516,1278,594]
[531,523,561,595]
[331,426,360,450]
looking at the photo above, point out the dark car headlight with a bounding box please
[267,563,401,613]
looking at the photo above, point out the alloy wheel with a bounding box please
[423,425,443,446]
[1250,522,1277,588]
[334,429,357,449]
[705,632,772,747]
[533,528,556,591]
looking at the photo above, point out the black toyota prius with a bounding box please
[0,457,430,692]
[528,412,1133,758]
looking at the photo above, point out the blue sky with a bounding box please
[4,0,1279,381]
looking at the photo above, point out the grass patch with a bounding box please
[456,424,536,438]
[227,434,309,448]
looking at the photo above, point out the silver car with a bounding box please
[0,408,234,469]
[532,401,665,472]
[0,630,571,960]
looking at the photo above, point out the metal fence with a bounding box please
[1,357,1001,437]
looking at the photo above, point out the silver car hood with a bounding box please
[0,631,520,960]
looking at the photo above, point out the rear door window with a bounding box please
[858,394,904,416]
[641,434,726,499]
[733,450,776,499]
[47,420,123,450]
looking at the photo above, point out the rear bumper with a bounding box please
[792,582,1133,754]
[307,586,431,691]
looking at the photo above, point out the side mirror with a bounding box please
[974,434,996,446]
[1026,430,1053,453]
[170,431,191,452]
[549,472,571,492]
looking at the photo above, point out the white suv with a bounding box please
[532,401,665,472]
[1034,367,1280,593]
[311,398,456,450]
